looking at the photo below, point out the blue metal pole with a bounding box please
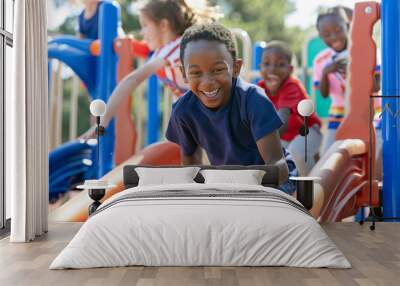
[252,41,267,82]
[97,2,119,177]
[146,74,160,145]
[355,208,365,222]
[48,61,51,93]
[381,0,400,219]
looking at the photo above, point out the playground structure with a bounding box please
[49,1,397,223]
[47,2,254,201]
[48,2,118,199]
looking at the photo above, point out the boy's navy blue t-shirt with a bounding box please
[78,2,103,40]
[166,77,283,165]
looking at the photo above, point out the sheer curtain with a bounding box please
[6,0,48,242]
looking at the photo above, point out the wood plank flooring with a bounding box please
[0,222,399,286]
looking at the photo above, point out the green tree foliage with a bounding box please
[117,0,309,61]
[51,0,310,58]
[219,0,295,40]
[118,0,141,34]
[56,16,77,35]
[116,0,310,57]
[217,0,309,61]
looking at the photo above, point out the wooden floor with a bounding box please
[0,222,399,286]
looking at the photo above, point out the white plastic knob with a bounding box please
[297,99,314,117]
[90,99,107,117]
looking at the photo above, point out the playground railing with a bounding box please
[309,139,379,222]
[230,28,252,82]
[48,60,87,150]
[49,59,63,150]
[69,74,80,140]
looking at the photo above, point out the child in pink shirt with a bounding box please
[313,8,350,154]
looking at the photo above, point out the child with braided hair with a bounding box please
[313,7,350,154]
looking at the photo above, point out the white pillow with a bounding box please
[135,167,200,186]
[200,169,266,185]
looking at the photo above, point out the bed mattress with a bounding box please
[50,183,350,269]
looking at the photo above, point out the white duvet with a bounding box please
[50,183,351,269]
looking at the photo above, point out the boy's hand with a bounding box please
[256,131,289,185]
[323,59,347,76]
[181,147,203,165]
[79,125,97,140]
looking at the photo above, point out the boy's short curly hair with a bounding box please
[263,40,293,63]
[180,23,237,64]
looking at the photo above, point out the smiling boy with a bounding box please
[166,23,297,192]
[257,41,322,175]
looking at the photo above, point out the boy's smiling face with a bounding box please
[182,40,242,110]
[260,49,293,95]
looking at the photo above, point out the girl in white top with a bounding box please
[82,0,220,138]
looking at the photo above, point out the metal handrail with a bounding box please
[49,61,83,148]
[69,75,80,140]
[230,28,252,82]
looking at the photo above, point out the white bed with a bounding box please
[50,183,351,269]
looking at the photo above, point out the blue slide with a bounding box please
[48,37,98,200]
[49,140,97,201]
[48,2,119,200]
